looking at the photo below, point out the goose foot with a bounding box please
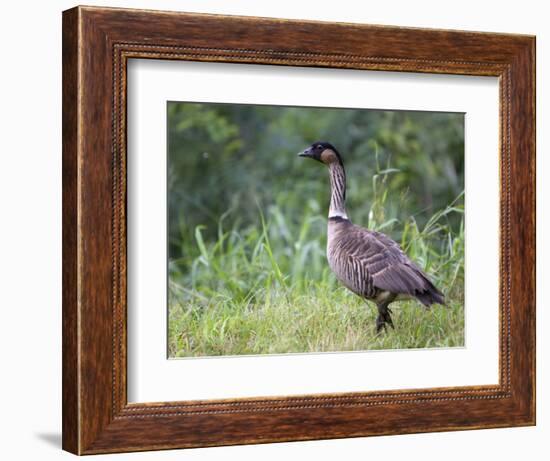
[375,304,394,333]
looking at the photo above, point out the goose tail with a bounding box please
[414,275,446,307]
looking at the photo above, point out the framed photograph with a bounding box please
[62,6,535,455]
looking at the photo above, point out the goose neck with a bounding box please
[328,162,348,219]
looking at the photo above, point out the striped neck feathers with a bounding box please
[328,162,348,219]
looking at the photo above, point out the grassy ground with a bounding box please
[168,285,464,357]
[168,182,465,357]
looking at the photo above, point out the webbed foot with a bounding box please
[375,305,395,333]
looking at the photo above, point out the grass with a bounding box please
[169,286,464,357]
[168,165,465,358]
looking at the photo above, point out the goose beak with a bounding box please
[298,147,313,158]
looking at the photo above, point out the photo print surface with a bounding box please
[167,102,464,358]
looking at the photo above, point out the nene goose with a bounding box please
[299,141,445,332]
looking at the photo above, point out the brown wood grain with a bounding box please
[62,5,536,455]
[61,6,79,454]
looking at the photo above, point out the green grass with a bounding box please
[169,285,464,357]
[168,164,465,357]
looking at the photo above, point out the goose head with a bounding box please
[298,141,343,166]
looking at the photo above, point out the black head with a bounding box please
[298,141,343,166]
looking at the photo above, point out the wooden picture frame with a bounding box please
[62,5,535,455]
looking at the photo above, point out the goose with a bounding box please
[299,141,445,332]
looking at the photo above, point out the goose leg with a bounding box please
[375,298,396,333]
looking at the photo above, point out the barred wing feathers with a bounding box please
[332,224,445,306]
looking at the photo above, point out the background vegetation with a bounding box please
[167,102,465,357]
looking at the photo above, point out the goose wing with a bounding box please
[342,226,444,305]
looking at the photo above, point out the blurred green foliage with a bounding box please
[168,102,463,262]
